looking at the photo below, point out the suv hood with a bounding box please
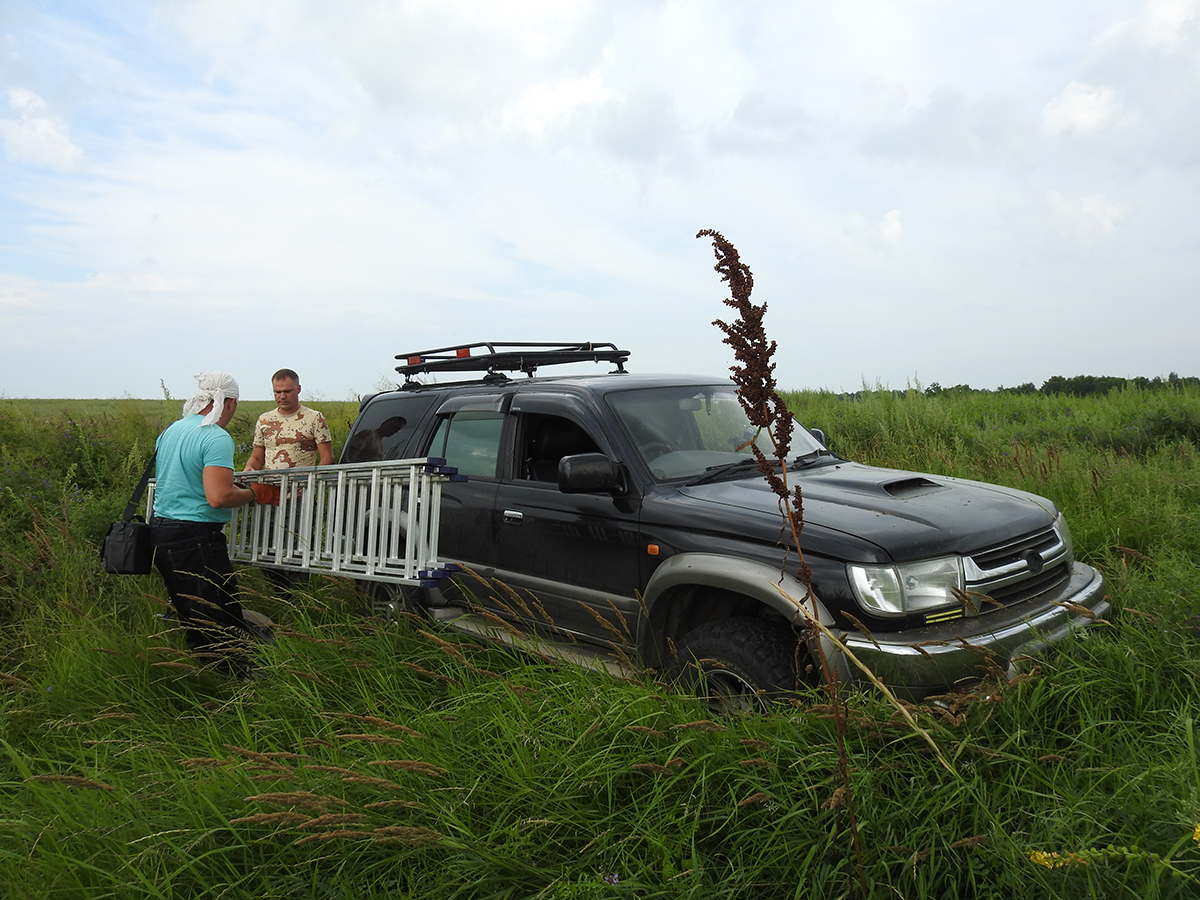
[678,461,1058,563]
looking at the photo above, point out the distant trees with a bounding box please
[919,374,1199,399]
[1040,373,1199,396]
[923,382,976,397]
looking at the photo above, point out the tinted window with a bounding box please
[518,414,601,482]
[342,394,439,462]
[428,412,504,479]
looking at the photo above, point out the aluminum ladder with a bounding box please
[146,457,463,587]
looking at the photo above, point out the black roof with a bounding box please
[359,371,731,412]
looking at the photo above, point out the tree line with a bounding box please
[922,372,1199,398]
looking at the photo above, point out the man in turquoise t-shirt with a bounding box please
[151,372,274,672]
[154,415,241,522]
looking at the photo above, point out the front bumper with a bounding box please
[832,562,1109,700]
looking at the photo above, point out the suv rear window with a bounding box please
[342,394,439,462]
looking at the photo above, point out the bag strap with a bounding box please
[121,452,157,522]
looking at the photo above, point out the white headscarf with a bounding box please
[181,371,240,426]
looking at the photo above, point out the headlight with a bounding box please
[847,556,964,617]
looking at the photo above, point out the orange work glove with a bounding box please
[250,482,281,506]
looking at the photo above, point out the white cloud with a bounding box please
[592,86,682,164]
[0,88,84,171]
[1103,0,1199,49]
[85,269,196,294]
[0,272,43,307]
[497,75,610,143]
[836,209,907,265]
[859,85,1032,163]
[169,0,621,121]
[1043,81,1119,136]
[708,90,811,154]
[880,210,905,246]
[1046,190,1130,239]
[1072,1,1200,170]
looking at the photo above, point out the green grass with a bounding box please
[3,389,1200,898]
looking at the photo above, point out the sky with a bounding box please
[2,0,1198,400]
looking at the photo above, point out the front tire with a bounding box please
[669,617,812,712]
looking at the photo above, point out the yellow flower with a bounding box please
[1030,850,1060,869]
[1193,823,1200,844]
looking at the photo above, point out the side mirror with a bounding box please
[559,453,621,494]
[808,427,826,446]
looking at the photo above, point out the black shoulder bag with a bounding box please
[101,452,157,575]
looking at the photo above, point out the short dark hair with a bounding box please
[272,368,300,384]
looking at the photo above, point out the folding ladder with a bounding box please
[146,458,462,587]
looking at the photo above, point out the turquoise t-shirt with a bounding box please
[153,415,236,523]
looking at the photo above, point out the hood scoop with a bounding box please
[883,476,945,499]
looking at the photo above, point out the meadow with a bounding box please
[2,386,1200,899]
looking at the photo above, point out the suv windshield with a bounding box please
[607,385,825,482]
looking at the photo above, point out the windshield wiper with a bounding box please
[684,457,763,486]
[791,449,839,468]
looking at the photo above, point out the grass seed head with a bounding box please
[297,813,368,829]
[738,792,773,808]
[230,811,310,826]
[368,759,448,777]
[244,791,350,811]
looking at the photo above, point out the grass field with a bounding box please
[2,386,1200,898]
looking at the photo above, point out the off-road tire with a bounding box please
[670,616,810,711]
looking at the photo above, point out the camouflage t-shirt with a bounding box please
[253,405,333,469]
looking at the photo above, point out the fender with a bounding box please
[638,552,852,681]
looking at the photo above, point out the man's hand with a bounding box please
[250,482,281,506]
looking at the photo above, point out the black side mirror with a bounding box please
[559,453,622,494]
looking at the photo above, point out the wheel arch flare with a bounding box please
[638,553,850,680]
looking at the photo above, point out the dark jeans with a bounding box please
[151,518,252,672]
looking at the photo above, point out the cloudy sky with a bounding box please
[2,1,1198,400]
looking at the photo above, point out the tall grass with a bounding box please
[3,389,1200,898]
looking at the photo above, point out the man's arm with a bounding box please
[243,446,266,471]
[203,466,256,509]
[243,413,267,471]
[312,411,334,466]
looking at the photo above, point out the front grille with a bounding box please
[969,527,1059,570]
[963,526,1071,615]
[981,562,1070,607]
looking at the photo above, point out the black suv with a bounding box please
[343,342,1108,703]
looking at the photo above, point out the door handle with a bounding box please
[502,509,524,525]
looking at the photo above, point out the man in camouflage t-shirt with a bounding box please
[244,369,334,471]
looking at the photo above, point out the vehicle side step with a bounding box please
[427,607,637,678]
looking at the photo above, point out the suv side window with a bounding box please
[428,412,505,479]
[518,414,601,482]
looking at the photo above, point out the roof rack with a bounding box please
[395,341,630,383]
